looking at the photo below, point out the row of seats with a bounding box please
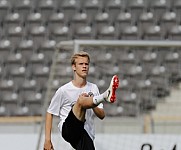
[0,0,181,117]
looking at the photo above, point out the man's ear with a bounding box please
[72,64,76,71]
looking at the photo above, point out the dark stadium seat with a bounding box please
[167,24,181,40]
[48,10,66,29]
[3,12,22,28]
[0,0,181,118]
[28,25,48,48]
[12,105,30,116]
[119,24,140,40]
[126,0,148,23]
[14,0,34,21]
[105,0,122,23]
[173,0,181,18]
[160,10,178,35]
[0,78,14,92]
[0,105,7,116]
[138,11,155,32]
[0,39,11,62]
[39,38,56,62]
[142,24,164,40]
[51,25,72,42]
[149,0,171,21]
[83,0,103,23]
[61,0,81,23]
[20,77,37,92]
[37,0,56,21]
[94,10,110,30]
[115,10,133,29]
[164,49,181,83]
[96,24,116,39]
[74,24,95,39]
[22,90,43,104]
[5,25,25,47]
[17,38,34,62]
[71,10,89,31]
[26,11,44,27]
[1,91,20,112]
[0,0,11,21]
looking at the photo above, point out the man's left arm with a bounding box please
[93,106,105,120]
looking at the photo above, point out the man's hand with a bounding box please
[44,140,54,150]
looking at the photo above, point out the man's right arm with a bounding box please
[44,112,54,150]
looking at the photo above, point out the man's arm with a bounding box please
[44,112,54,150]
[93,107,105,120]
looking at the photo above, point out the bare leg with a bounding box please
[72,94,96,121]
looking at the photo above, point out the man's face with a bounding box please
[72,56,89,78]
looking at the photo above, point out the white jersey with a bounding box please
[47,81,103,140]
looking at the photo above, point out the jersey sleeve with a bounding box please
[47,88,64,116]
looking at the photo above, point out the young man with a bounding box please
[43,51,119,150]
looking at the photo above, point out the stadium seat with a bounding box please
[119,24,140,40]
[0,105,7,116]
[28,25,48,48]
[39,38,56,62]
[3,12,22,28]
[22,90,43,104]
[83,0,103,23]
[149,0,171,22]
[74,24,95,39]
[12,105,30,116]
[26,11,44,27]
[167,24,181,40]
[17,38,34,62]
[126,0,148,23]
[94,10,110,30]
[105,0,122,23]
[5,25,25,48]
[164,49,181,84]
[51,25,72,42]
[96,24,116,39]
[0,0,11,21]
[1,90,20,109]
[160,10,178,35]
[138,11,155,32]
[143,24,164,40]
[0,78,14,92]
[115,10,133,30]
[71,10,89,31]
[37,0,56,21]
[23,76,37,88]
[173,0,181,19]
[14,0,34,21]
[61,0,81,23]
[0,39,11,62]
[48,10,66,29]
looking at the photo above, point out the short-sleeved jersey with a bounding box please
[47,81,103,140]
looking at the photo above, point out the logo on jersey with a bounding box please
[88,92,94,97]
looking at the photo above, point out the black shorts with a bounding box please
[62,109,95,150]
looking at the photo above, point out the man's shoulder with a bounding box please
[56,81,72,92]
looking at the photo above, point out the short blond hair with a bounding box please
[71,51,90,65]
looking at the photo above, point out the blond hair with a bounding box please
[71,51,90,65]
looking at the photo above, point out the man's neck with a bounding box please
[72,78,87,88]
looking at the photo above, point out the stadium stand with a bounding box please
[0,0,181,118]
